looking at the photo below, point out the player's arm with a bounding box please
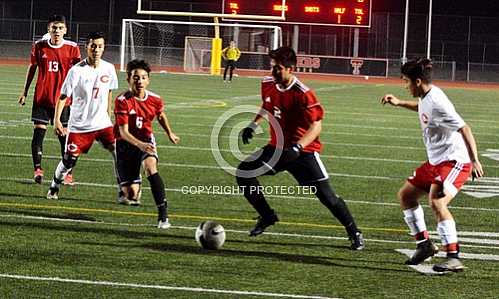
[158,112,180,144]
[107,91,113,117]
[119,124,156,155]
[297,120,322,148]
[240,107,267,144]
[380,94,419,112]
[53,94,68,136]
[458,124,484,180]
[19,64,38,106]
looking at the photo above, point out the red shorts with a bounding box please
[66,127,115,156]
[408,161,472,197]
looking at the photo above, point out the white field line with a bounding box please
[1,134,498,169]
[396,249,499,261]
[1,214,498,250]
[0,274,338,299]
[2,177,498,213]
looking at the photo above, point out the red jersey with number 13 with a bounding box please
[261,76,324,153]
[114,90,164,142]
[31,39,81,107]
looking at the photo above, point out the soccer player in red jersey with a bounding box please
[237,47,364,250]
[114,59,179,229]
[19,15,81,185]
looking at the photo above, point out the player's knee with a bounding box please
[313,180,341,207]
[62,154,78,169]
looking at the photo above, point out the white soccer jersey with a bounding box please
[418,86,470,165]
[61,59,118,133]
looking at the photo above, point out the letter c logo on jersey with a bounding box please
[100,75,110,83]
[67,142,78,153]
[421,113,429,124]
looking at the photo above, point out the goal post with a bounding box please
[120,19,282,74]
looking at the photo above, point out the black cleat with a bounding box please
[249,213,279,236]
[349,231,365,250]
[405,239,439,265]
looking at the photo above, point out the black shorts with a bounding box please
[225,60,236,68]
[31,104,70,126]
[238,145,329,185]
[116,138,158,186]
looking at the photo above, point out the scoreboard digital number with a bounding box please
[223,0,371,27]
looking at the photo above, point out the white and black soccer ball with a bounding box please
[195,221,226,250]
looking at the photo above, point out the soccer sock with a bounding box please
[437,219,459,258]
[313,180,359,237]
[236,176,274,217]
[109,149,122,193]
[31,128,46,170]
[223,66,228,80]
[147,173,167,222]
[403,205,429,243]
[57,134,72,175]
[50,160,70,189]
[229,66,234,81]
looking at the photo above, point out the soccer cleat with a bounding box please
[116,194,130,205]
[249,213,279,237]
[34,168,44,184]
[349,231,365,250]
[433,258,464,273]
[158,218,171,229]
[405,239,439,265]
[63,173,74,186]
[46,187,59,200]
[129,198,141,206]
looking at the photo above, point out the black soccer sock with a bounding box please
[236,176,274,217]
[147,173,167,222]
[313,180,359,237]
[229,66,234,81]
[57,134,66,159]
[31,127,46,170]
[223,66,229,80]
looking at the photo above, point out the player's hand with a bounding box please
[18,95,26,106]
[54,120,65,136]
[380,94,401,106]
[137,142,156,155]
[471,160,484,181]
[241,127,254,144]
[168,132,180,144]
[280,143,303,163]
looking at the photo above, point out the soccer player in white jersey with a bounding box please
[381,58,484,272]
[47,32,120,200]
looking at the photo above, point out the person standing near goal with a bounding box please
[381,58,484,272]
[19,15,80,185]
[47,32,120,200]
[222,41,241,83]
[114,59,179,228]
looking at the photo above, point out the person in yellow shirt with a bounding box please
[222,41,241,82]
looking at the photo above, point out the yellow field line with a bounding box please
[0,202,406,233]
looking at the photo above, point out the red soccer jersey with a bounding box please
[114,90,165,142]
[31,39,81,107]
[261,76,324,153]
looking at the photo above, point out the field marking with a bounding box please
[0,274,338,299]
[396,249,499,261]
[2,213,498,251]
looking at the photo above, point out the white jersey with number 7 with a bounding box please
[61,59,118,133]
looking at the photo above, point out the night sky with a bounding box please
[374,0,499,17]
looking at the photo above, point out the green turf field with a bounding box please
[0,64,498,298]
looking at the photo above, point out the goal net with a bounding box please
[120,19,282,73]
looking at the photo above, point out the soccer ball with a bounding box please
[195,221,226,250]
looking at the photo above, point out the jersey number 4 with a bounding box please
[48,61,59,72]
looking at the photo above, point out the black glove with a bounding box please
[241,127,255,144]
[280,143,303,163]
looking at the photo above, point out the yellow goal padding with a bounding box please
[210,37,222,75]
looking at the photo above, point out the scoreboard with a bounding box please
[222,0,372,27]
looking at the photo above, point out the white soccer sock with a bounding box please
[51,160,70,188]
[403,205,427,236]
[437,219,458,246]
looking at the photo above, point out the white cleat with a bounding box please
[158,219,171,229]
[46,187,59,200]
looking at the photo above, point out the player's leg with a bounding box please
[97,127,123,198]
[223,63,229,82]
[288,152,363,250]
[430,162,471,272]
[143,156,170,229]
[31,104,49,183]
[229,61,235,81]
[115,139,142,205]
[236,146,279,236]
[400,162,438,265]
[59,106,74,185]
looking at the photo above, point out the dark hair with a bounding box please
[48,15,66,25]
[126,59,151,78]
[269,46,297,68]
[86,31,105,44]
[401,58,433,83]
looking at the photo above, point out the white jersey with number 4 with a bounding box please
[418,86,470,165]
[61,59,118,133]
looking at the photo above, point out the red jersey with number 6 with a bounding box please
[114,90,164,142]
[31,39,81,107]
[261,76,324,153]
